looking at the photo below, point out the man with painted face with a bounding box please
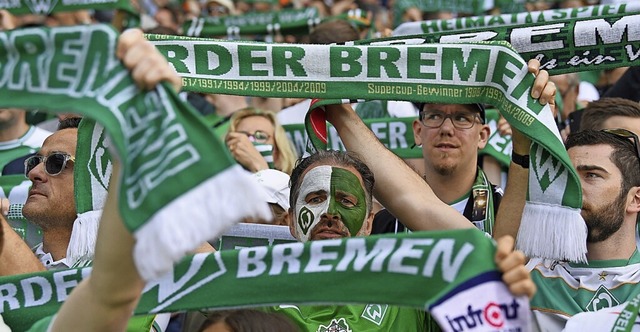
[267,148,533,331]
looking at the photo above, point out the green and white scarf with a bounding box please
[64,119,112,267]
[0,24,270,281]
[148,35,587,262]
[394,3,640,35]
[380,10,640,75]
[0,229,531,332]
[183,7,320,38]
[0,0,136,16]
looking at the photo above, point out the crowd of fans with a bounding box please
[0,0,638,331]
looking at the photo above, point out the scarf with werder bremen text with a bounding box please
[393,3,640,35]
[0,0,136,16]
[0,24,270,281]
[0,229,531,332]
[148,34,588,263]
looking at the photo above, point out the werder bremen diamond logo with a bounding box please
[316,318,352,332]
[298,206,314,235]
[88,128,112,191]
[531,144,566,192]
[25,0,58,15]
[361,304,388,325]
[586,285,620,312]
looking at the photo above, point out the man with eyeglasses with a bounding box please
[496,126,640,331]
[373,102,503,236]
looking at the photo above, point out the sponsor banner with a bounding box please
[183,7,320,38]
[0,229,530,332]
[430,273,531,332]
[374,12,640,75]
[0,0,135,15]
[394,3,640,35]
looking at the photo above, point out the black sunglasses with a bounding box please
[24,152,75,178]
[601,128,640,168]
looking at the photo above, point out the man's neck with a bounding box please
[42,229,72,262]
[424,166,478,204]
[586,221,637,261]
[0,122,29,142]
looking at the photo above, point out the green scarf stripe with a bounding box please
[0,229,530,332]
[0,24,270,281]
[147,35,587,262]
[394,3,640,35]
[0,0,136,16]
[183,7,320,38]
[373,12,640,75]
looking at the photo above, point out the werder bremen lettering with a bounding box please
[0,26,200,208]
[236,237,474,282]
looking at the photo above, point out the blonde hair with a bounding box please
[229,108,298,174]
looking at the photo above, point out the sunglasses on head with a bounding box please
[24,152,75,178]
[601,128,640,168]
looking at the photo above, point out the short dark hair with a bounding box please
[580,98,640,131]
[289,150,375,213]
[57,117,82,130]
[199,309,299,332]
[565,130,640,193]
[309,19,359,44]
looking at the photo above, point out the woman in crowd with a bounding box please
[226,107,297,175]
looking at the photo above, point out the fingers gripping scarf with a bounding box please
[147,34,588,262]
[0,24,271,280]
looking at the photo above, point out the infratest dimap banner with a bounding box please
[394,3,640,35]
[0,229,531,332]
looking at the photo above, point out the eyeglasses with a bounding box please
[24,152,75,178]
[207,5,229,15]
[238,130,271,143]
[419,110,483,129]
[602,128,640,168]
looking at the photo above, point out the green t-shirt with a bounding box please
[266,304,428,331]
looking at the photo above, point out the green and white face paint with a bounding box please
[293,165,368,242]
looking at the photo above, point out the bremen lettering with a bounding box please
[236,237,474,282]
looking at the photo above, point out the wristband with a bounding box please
[512,152,530,169]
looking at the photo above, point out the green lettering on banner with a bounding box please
[367,47,402,78]
[272,46,307,77]
[239,45,269,77]
[331,47,362,78]
[194,44,232,75]
[406,47,437,80]
[382,12,640,75]
[156,44,190,74]
[396,3,640,35]
[441,47,490,81]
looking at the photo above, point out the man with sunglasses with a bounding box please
[373,102,504,236]
[21,118,81,270]
[496,126,640,330]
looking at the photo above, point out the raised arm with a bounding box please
[493,60,556,241]
[325,104,473,231]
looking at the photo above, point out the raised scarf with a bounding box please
[0,0,136,16]
[394,3,640,35]
[148,34,587,263]
[0,229,531,332]
[0,24,271,281]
